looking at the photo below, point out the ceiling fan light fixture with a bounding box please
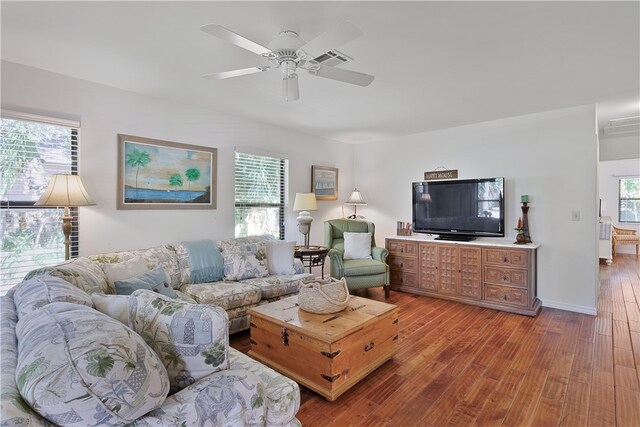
[283,73,299,102]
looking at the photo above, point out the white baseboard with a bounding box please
[540,299,597,316]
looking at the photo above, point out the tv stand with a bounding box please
[435,234,476,242]
[386,236,541,316]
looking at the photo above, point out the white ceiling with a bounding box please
[2,1,639,144]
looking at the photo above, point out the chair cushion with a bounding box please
[240,273,312,299]
[343,259,388,276]
[15,302,169,426]
[129,290,229,394]
[179,282,262,310]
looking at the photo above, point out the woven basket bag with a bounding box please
[298,277,350,314]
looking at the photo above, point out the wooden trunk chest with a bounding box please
[248,295,399,401]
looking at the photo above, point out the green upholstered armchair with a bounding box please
[324,219,390,297]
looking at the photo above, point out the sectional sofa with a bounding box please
[0,235,312,426]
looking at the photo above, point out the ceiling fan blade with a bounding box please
[298,21,363,59]
[309,65,374,87]
[202,67,270,80]
[200,24,272,56]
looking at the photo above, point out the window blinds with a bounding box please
[0,113,80,294]
[234,150,288,239]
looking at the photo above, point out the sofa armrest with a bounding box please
[371,246,389,263]
[229,348,300,426]
[136,368,266,426]
[327,248,345,278]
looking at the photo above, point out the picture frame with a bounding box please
[117,134,217,210]
[311,165,339,201]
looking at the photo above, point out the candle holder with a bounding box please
[518,202,532,244]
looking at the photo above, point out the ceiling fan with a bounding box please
[200,21,374,102]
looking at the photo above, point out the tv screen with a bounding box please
[412,177,505,240]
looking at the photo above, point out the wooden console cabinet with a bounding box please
[386,237,541,316]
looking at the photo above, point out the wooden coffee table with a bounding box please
[248,295,399,401]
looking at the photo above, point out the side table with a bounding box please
[294,245,330,277]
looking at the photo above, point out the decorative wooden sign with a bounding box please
[424,169,458,180]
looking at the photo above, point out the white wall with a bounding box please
[600,134,640,161]
[1,61,353,254]
[599,158,640,253]
[354,105,599,314]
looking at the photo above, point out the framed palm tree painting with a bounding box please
[117,134,217,209]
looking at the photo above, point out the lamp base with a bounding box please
[297,212,313,248]
[62,206,72,261]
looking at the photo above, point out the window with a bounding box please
[0,112,80,295]
[619,177,640,223]
[234,150,288,239]
[477,180,503,219]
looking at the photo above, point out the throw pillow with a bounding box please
[15,302,169,425]
[221,241,269,281]
[266,240,296,275]
[128,290,229,394]
[114,267,177,298]
[13,275,93,318]
[102,256,150,288]
[91,294,129,325]
[343,232,373,260]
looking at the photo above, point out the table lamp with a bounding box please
[35,174,95,260]
[293,192,318,248]
[344,188,367,219]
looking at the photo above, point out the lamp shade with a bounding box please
[293,192,317,211]
[344,188,367,206]
[35,174,95,207]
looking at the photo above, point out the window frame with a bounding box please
[618,176,640,224]
[234,150,288,240]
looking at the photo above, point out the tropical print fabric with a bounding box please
[229,349,301,426]
[240,273,313,299]
[221,242,270,281]
[0,292,50,427]
[90,245,181,289]
[128,290,229,394]
[23,257,110,295]
[15,302,169,426]
[179,281,262,310]
[13,275,93,318]
[134,367,266,426]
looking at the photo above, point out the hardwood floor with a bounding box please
[230,254,640,426]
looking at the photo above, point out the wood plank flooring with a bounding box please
[230,254,640,426]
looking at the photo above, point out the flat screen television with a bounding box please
[412,177,505,241]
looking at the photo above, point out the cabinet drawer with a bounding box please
[483,248,528,267]
[484,266,527,288]
[387,240,418,257]
[390,270,417,288]
[388,256,418,272]
[484,284,528,307]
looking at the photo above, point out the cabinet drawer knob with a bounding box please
[502,293,508,301]
[365,341,375,352]
[502,275,508,281]
[399,262,404,268]
[503,257,509,263]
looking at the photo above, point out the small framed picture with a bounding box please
[311,165,338,201]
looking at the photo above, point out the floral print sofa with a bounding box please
[0,235,308,426]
